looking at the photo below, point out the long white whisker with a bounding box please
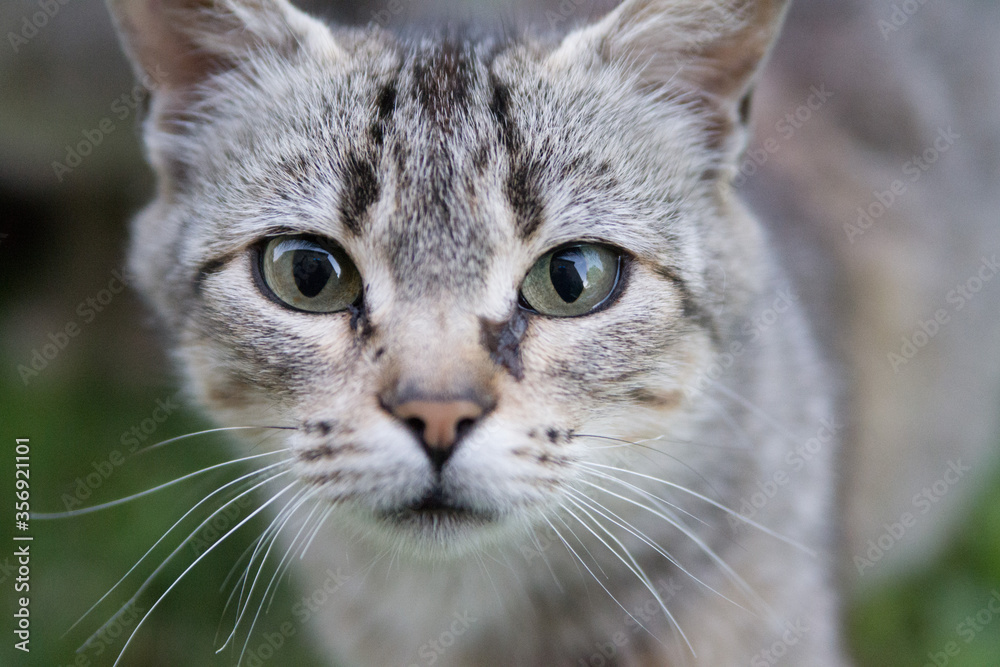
[132,425,295,457]
[222,486,314,654]
[37,449,290,520]
[300,502,336,560]
[112,480,299,667]
[565,487,748,614]
[577,462,815,556]
[562,497,691,655]
[229,491,304,636]
[573,474,766,612]
[265,495,326,613]
[544,515,641,626]
[63,459,292,640]
[575,434,731,502]
[77,470,292,653]
[233,489,318,665]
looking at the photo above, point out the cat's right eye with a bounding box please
[257,235,362,313]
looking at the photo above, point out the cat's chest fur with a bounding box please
[106,0,846,664]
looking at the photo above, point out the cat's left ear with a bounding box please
[105,0,340,93]
[551,0,789,136]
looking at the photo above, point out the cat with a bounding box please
[104,0,847,664]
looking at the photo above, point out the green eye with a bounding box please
[259,235,362,313]
[520,244,622,317]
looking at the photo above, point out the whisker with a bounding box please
[234,490,318,665]
[573,466,709,529]
[527,527,565,592]
[63,459,292,639]
[588,471,771,612]
[561,497,691,655]
[111,480,300,667]
[299,503,336,560]
[225,486,315,653]
[565,487,749,614]
[36,449,290,520]
[572,473,765,611]
[577,462,815,556]
[132,425,295,457]
[264,495,326,613]
[551,510,608,581]
[219,489,306,654]
[552,507,665,645]
[573,433,730,503]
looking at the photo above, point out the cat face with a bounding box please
[113,0,784,553]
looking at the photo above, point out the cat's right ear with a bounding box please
[105,0,340,92]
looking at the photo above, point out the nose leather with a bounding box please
[393,400,484,450]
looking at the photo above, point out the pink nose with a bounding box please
[391,400,485,469]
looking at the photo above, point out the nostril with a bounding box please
[455,418,476,442]
[388,398,489,471]
[404,416,426,438]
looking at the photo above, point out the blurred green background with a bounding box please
[1,0,999,665]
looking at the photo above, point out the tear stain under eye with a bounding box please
[480,309,529,381]
[348,302,375,341]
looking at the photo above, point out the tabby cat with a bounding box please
[105,0,845,663]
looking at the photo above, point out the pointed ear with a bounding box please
[105,0,340,91]
[551,0,789,119]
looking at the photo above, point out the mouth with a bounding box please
[379,485,497,528]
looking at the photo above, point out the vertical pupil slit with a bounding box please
[549,251,586,303]
[293,250,333,298]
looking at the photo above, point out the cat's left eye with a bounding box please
[519,243,622,317]
[258,235,362,313]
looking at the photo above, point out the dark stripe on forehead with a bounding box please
[371,82,397,147]
[339,151,380,237]
[488,75,545,241]
[412,42,475,131]
[340,80,397,236]
[488,79,519,153]
[506,159,545,240]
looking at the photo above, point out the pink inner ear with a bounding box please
[108,0,307,92]
[588,0,788,109]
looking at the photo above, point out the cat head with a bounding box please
[109,0,787,554]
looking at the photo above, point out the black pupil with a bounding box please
[292,249,334,298]
[549,248,588,303]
